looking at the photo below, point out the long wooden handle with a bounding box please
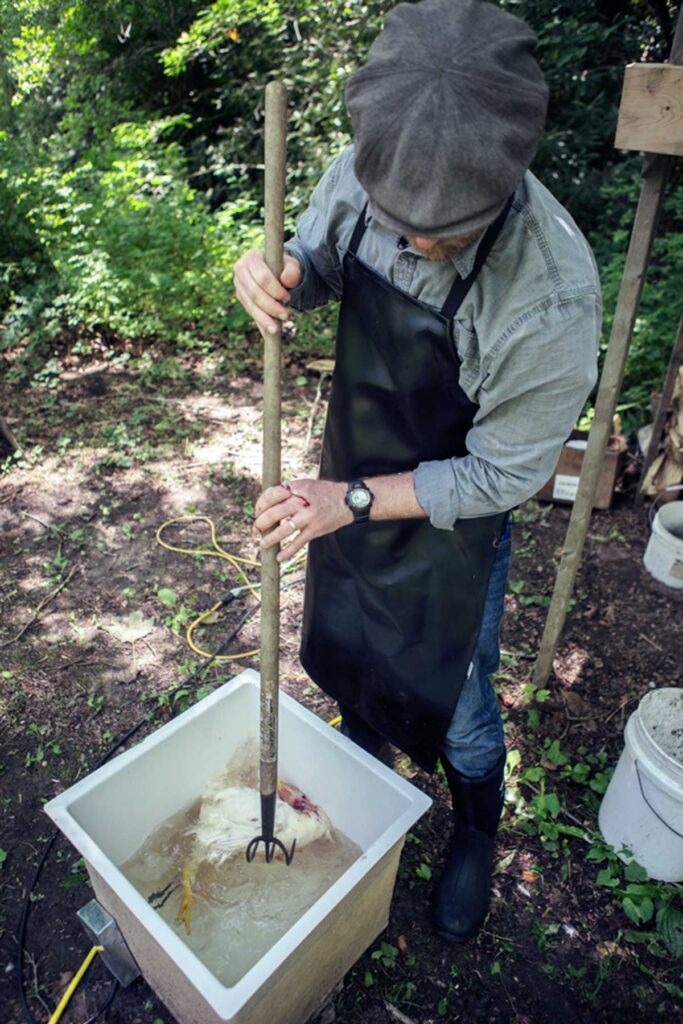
[259,81,287,806]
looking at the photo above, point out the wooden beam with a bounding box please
[532,157,671,687]
[635,315,683,504]
[615,64,683,157]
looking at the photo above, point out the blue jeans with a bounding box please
[441,519,511,779]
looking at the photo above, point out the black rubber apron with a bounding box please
[300,201,510,771]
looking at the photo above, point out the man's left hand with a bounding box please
[254,480,352,562]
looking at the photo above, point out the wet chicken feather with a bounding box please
[176,779,332,933]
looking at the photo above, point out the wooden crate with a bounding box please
[535,430,624,510]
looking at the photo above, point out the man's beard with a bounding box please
[406,229,485,262]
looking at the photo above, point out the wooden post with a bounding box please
[532,6,683,687]
[259,81,287,811]
[635,315,683,504]
[0,414,20,453]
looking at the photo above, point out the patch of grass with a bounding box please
[506,744,683,967]
[24,722,62,769]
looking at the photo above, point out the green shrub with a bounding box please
[0,0,680,416]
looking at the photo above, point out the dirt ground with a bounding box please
[1,344,682,1024]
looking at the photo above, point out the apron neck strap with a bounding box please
[347,194,514,318]
[440,194,514,319]
[348,204,370,255]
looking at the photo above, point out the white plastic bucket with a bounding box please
[599,687,683,881]
[45,669,432,1024]
[643,500,683,589]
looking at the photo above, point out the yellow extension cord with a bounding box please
[156,515,306,661]
[156,515,341,725]
[48,945,103,1024]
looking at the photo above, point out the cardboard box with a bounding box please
[535,430,624,510]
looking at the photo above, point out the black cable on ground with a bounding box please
[15,597,265,1024]
[83,981,119,1024]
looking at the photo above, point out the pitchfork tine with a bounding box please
[245,835,296,865]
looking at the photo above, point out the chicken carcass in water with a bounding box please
[177,779,332,932]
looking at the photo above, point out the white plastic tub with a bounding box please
[599,687,683,881]
[643,500,683,588]
[45,669,431,1024]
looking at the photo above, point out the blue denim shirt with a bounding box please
[285,147,601,529]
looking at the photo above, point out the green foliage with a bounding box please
[370,941,399,968]
[3,115,261,354]
[158,0,387,205]
[160,0,284,77]
[590,837,683,957]
[0,0,257,357]
[509,745,683,961]
[517,678,551,731]
[0,0,680,422]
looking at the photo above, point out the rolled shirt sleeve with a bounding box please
[413,292,601,528]
[284,149,362,310]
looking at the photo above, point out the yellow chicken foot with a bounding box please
[176,860,195,934]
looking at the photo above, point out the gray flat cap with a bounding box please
[345,0,549,237]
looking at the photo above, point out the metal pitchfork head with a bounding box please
[245,790,296,865]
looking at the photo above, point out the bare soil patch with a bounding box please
[1,348,681,1024]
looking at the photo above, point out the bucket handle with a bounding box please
[648,484,683,527]
[634,759,683,839]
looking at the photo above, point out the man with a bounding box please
[234,0,601,942]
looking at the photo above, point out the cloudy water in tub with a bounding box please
[120,746,361,987]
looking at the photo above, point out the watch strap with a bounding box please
[345,479,373,524]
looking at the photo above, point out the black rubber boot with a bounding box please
[434,752,506,942]
[339,704,393,767]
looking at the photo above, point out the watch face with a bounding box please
[349,488,371,509]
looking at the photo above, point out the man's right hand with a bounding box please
[233,249,302,336]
